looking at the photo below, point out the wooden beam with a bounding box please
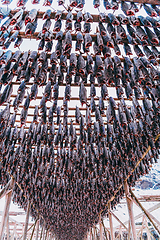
[22,201,30,240]
[99,214,103,240]
[127,221,131,240]
[120,202,160,228]
[29,219,38,240]
[108,203,114,240]
[6,212,9,240]
[124,181,137,240]
[0,179,12,200]
[130,189,160,236]
[18,31,152,47]
[101,218,109,240]
[132,198,160,227]
[110,211,128,231]
[35,220,39,240]
[0,178,15,240]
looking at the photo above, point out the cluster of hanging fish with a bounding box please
[0,50,159,239]
[1,0,160,17]
[0,5,160,58]
[0,2,159,240]
[0,49,159,109]
[0,84,159,239]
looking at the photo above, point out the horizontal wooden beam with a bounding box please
[130,189,160,236]
[114,203,160,229]
[120,195,160,203]
[18,32,140,47]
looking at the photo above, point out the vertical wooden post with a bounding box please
[128,221,131,240]
[42,223,46,240]
[130,188,160,236]
[6,212,9,240]
[45,229,48,240]
[22,200,31,240]
[99,214,103,240]
[35,219,39,240]
[101,218,108,240]
[108,203,114,240]
[30,218,38,240]
[119,226,123,240]
[39,224,44,240]
[0,178,15,240]
[93,226,96,240]
[124,181,137,240]
[13,223,16,240]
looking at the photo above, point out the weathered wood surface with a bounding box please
[124,182,137,240]
[130,189,160,236]
[0,178,15,240]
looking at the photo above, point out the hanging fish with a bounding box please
[103,0,111,9]
[1,18,11,31]
[77,11,83,23]
[42,19,52,33]
[124,43,132,56]
[45,40,53,52]
[74,21,81,32]
[143,46,155,60]
[99,12,106,23]
[113,39,121,56]
[69,0,77,7]
[10,9,23,25]
[146,16,160,28]
[63,31,72,52]
[116,25,126,38]
[9,30,19,42]
[107,22,116,38]
[130,2,139,12]
[127,24,136,39]
[151,4,160,16]
[79,81,87,106]
[58,0,65,5]
[14,37,23,48]
[25,9,37,25]
[118,14,129,25]
[135,26,148,41]
[83,22,91,33]
[32,0,40,3]
[0,50,12,64]
[133,45,144,57]
[111,0,118,10]
[137,16,152,27]
[108,13,120,26]
[77,54,85,75]
[143,4,157,17]
[53,20,62,32]
[144,27,159,45]
[76,0,85,8]
[43,0,53,6]
[93,0,100,8]
[99,22,107,36]
[25,18,38,35]
[130,16,140,26]
[121,1,135,16]
[66,11,73,23]
[0,7,10,20]
[84,12,93,23]
[17,0,28,7]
